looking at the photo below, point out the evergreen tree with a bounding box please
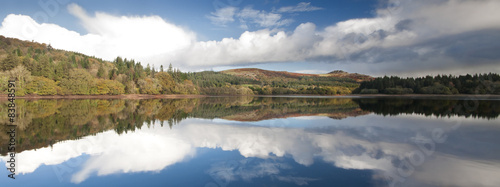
[151,65,156,78]
[0,53,20,71]
[97,64,105,78]
[168,63,173,74]
[145,64,151,76]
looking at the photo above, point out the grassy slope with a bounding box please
[221,68,373,82]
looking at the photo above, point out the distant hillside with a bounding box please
[0,35,369,96]
[217,68,372,95]
[2,35,494,96]
[326,70,373,82]
[222,68,372,82]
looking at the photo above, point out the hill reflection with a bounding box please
[1,97,499,155]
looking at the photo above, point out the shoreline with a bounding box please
[0,94,499,100]
[0,94,208,100]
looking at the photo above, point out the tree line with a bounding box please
[3,35,498,96]
[353,74,500,94]
[0,36,361,96]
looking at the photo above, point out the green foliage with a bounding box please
[419,83,454,94]
[95,79,125,95]
[97,64,105,78]
[26,76,61,95]
[200,85,254,95]
[188,71,260,88]
[16,35,497,96]
[384,87,413,94]
[359,89,379,94]
[53,61,71,81]
[0,34,366,96]
[173,80,199,94]
[0,53,21,71]
[355,74,500,95]
[354,98,500,119]
[0,65,32,96]
[59,69,94,95]
[155,72,175,94]
[137,78,161,94]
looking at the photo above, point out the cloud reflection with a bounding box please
[2,115,500,186]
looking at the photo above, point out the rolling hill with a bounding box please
[222,68,372,82]
[0,35,371,96]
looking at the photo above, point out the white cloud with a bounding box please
[208,6,293,29]
[277,2,323,13]
[207,6,238,26]
[2,116,500,186]
[181,0,500,75]
[70,130,195,183]
[237,7,292,28]
[207,2,322,29]
[0,14,101,58]
[207,159,282,183]
[170,22,319,66]
[276,175,318,185]
[0,4,196,67]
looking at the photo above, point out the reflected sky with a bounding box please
[2,112,500,187]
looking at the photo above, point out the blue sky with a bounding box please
[1,0,499,76]
[0,0,377,41]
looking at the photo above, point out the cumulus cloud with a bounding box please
[276,2,323,13]
[0,3,195,67]
[187,0,500,75]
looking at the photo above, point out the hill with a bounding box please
[222,68,372,82]
[1,35,497,96]
[0,35,368,96]
[217,68,372,95]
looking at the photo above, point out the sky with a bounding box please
[0,0,499,76]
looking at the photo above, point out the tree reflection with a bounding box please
[353,98,500,119]
[1,97,499,155]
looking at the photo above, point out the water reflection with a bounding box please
[1,97,500,186]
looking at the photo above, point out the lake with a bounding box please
[1,96,500,187]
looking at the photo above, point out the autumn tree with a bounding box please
[26,76,61,95]
[5,65,32,96]
[59,69,94,95]
[155,72,175,94]
[0,53,21,71]
[137,78,161,94]
[97,64,105,78]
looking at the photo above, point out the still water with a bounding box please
[1,96,499,187]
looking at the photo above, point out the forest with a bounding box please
[1,35,499,96]
[353,74,500,95]
[0,35,365,96]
